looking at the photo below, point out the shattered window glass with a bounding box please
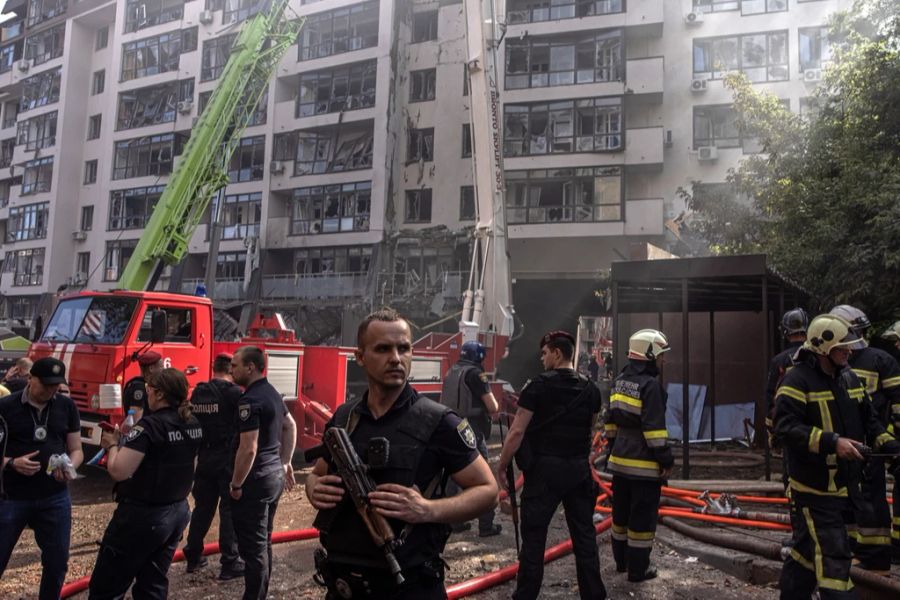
[297,61,376,117]
[409,69,436,102]
[108,185,164,230]
[24,23,64,66]
[20,67,61,112]
[201,33,237,81]
[407,128,434,162]
[504,167,622,224]
[292,181,371,235]
[505,30,622,89]
[227,136,265,182]
[404,189,432,222]
[504,98,622,156]
[299,1,379,61]
[116,80,192,130]
[16,111,56,150]
[121,28,197,82]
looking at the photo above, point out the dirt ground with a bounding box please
[1,440,789,599]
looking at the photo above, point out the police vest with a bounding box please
[441,362,484,420]
[524,371,595,459]
[116,409,202,505]
[314,394,452,569]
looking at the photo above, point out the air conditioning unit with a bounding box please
[690,78,708,93]
[17,60,29,72]
[664,129,673,148]
[176,100,193,115]
[72,230,88,241]
[697,146,719,161]
[269,160,285,175]
[803,68,822,82]
[684,11,704,25]
[199,10,214,24]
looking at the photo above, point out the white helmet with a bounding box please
[829,305,870,350]
[628,329,670,361]
[882,321,900,342]
[804,314,863,356]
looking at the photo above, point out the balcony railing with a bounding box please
[184,272,370,300]
[507,0,624,24]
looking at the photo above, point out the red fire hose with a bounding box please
[594,505,791,531]
[60,528,320,599]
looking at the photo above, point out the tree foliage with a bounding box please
[679,0,900,323]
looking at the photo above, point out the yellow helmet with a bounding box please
[882,321,900,342]
[803,314,863,356]
[628,329,670,361]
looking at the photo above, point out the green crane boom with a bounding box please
[118,0,304,291]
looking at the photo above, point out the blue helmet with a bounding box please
[460,341,486,364]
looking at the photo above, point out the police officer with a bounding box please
[306,309,498,599]
[229,346,297,600]
[88,368,202,599]
[182,353,245,579]
[123,351,164,421]
[605,329,673,583]
[496,330,606,600]
[0,357,82,600]
[882,319,900,561]
[775,314,900,599]
[441,340,501,537]
[830,305,900,571]
[3,356,33,393]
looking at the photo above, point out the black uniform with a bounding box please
[0,389,80,600]
[123,376,148,414]
[605,359,673,580]
[88,406,202,600]
[774,350,898,599]
[766,341,804,433]
[440,359,497,533]
[845,346,900,569]
[513,369,605,600]
[183,378,243,571]
[3,376,27,393]
[230,377,287,600]
[314,383,479,599]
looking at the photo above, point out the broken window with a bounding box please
[507,0,623,24]
[112,133,186,180]
[411,10,438,43]
[109,185,164,230]
[405,189,432,223]
[505,166,622,224]
[246,86,268,126]
[693,0,740,12]
[27,0,66,28]
[76,252,90,279]
[504,97,622,156]
[297,61,376,117]
[223,0,262,24]
[7,202,49,241]
[409,69,436,102]
[121,28,197,82]
[228,136,265,183]
[22,157,53,195]
[24,23,64,66]
[124,0,183,33]
[20,67,61,112]
[291,181,371,234]
[87,114,102,140]
[84,160,98,184]
[201,33,237,81]
[212,192,261,240]
[693,105,741,149]
[299,1,379,61]
[92,70,105,95]
[5,247,45,286]
[116,79,193,131]
[290,125,374,175]
[460,186,476,221]
[462,124,472,158]
[103,239,137,281]
[0,138,13,168]
[799,27,831,71]
[407,128,434,162]
[741,0,787,15]
[295,131,332,175]
[16,110,56,150]
[505,30,622,89]
[215,252,246,279]
[0,40,22,73]
[294,245,372,275]
[693,31,787,82]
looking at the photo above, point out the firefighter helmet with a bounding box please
[628,329,670,361]
[780,308,809,337]
[829,305,870,349]
[460,340,486,364]
[804,314,863,356]
[882,321,900,342]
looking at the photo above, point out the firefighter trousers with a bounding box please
[894,474,900,562]
[850,458,891,571]
[779,498,857,599]
[610,475,661,578]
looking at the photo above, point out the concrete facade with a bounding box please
[0,0,845,335]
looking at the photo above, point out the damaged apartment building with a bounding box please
[0,0,847,342]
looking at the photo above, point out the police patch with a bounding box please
[133,390,144,401]
[239,404,251,421]
[457,419,477,449]
[125,425,143,443]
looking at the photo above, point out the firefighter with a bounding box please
[882,319,900,561]
[775,314,900,599]
[830,305,900,570]
[496,330,606,600]
[441,340,502,537]
[122,351,164,421]
[605,329,673,583]
[766,308,809,442]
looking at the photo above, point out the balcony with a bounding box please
[624,126,664,168]
[503,127,663,171]
[263,272,369,300]
[506,0,662,37]
[625,57,664,96]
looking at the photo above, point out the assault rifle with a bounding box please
[312,427,405,585]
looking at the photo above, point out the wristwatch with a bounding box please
[230,483,242,491]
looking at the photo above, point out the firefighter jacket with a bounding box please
[766,341,804,419]
[774,349,898,505]
[605,359,673,480]
[847,346,900,434]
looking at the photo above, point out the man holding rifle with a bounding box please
[305,308,498,599]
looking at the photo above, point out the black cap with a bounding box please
[540,330,576,349]
[30,357,67,385]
